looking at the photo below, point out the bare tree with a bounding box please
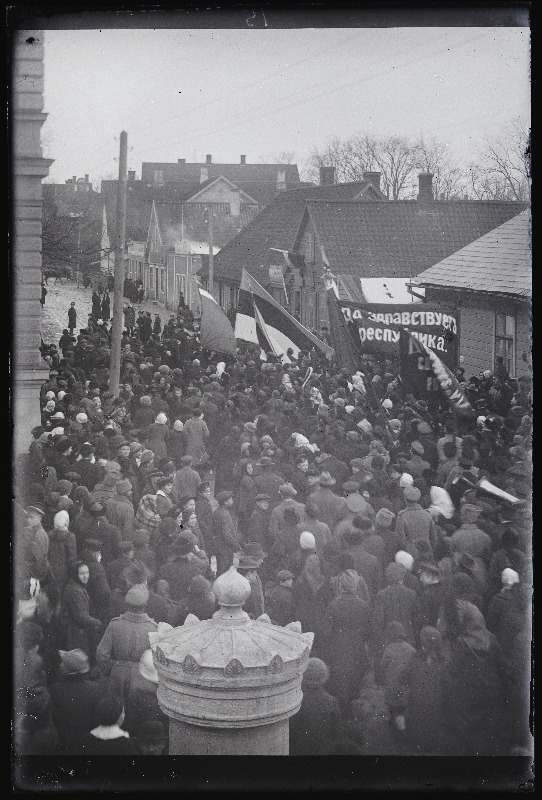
[257,150,297,164]
[412,136,467,200]
[468,117,530,201]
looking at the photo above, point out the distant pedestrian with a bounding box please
[68,302,77,335]
[153,314,162,336]
[123,303,135,336]
[40,283,47,307]
[101,291,111,321]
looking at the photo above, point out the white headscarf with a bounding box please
[54,510,70,530]
[428,486,454,520]
[173,419,184,432]
[399,473,414,488]
[155,413,168,425]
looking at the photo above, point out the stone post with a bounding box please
[150,567,314,755]
[12,30,53,458]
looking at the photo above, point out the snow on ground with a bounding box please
[40,279,167,345]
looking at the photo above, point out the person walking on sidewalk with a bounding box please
[68,302,77,335]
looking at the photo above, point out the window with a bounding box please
[293,289,302,321]
[160,267,165,293]
[306,231,315,263]
[315,291,321,327]
[495,313,515,374]
[153,170,163,185]
[149,266,154,289]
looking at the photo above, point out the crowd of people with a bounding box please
[14,290,532,757]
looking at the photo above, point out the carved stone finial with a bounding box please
[213,566,251,608]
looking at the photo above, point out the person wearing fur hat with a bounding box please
[78,536,111,619]
[289,658,342,755]
[266,569,295,627]
[81,503,122,565]
[48,648,102,754]
[173,454,202,502]
[395,486,437,558]
[320,569,373,717]
[96,584,158,700]
[269,483,306,539]
[123,649,168,740]
[212,491,241,577]
[308,472,349,531]
[47,510,77,592]
[90,470,119,506]
[376,621,417,730]
[105,478,135,541]
[449,504,492,564]
[158,535,207,606]
[237,543,266,618]
[373,563,420,657]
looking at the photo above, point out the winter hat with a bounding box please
[180,455,193,466]
[403,485,421,502]
[53,510,70,530]
[125,584,149,607]
[132,530,150,547]
[115,478,132,495]
[45,391,55,400]
[411,441,425,456]
[339,569,360,593]
[56,480,73,496]
[79,442,94,457]
[279,483,297,498]
[155,413,168,424]
[395,551,414,571]
[385,621,407,643]
[375,508,395,528]
[101,473,119,487]
[382,399,393,410]
[299,531,316,550]
[158,518,177,536]
[389,419,402,432]
[216,490,233,504]
[385,562,406,584]
[302,658,329,687]
[501,568,520,586]
[140,450,154,464]
[188,574,212,596]
[139,649,159,683]
[59,648,90,676]
[140,396,152,406]
[173,419,184,431]
[57,391,66,401]
[399,473,414,488]
[84,538,102,554]
[277,569,295,582]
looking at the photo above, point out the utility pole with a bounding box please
[109,130,127,397]
[208,205,214,295]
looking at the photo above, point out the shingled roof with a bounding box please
[416,212,531,298]
[304,199,527,279]
[204,183,382,284]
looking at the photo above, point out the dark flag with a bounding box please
[325,281,360,372]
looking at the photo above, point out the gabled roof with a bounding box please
[141,161,301,184]
[416,212,531,298]
[152,201,260,248]
[186,175,258,204]
[205,183,382,284]
[305,199,527,279]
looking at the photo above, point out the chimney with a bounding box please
[363,171,381,190]
[200,167,209,183]
[240,155,246,165]
[178,158,186,164]
[72,176,77,183]
[206,154,212,164]
[128,170,136,181]
[276,170,286,191]
[319,166,335,186]
[84,174,89,182]
[418,173,434,203]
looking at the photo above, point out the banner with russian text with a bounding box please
[339,302,459,369]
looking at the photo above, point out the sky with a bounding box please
[40,26,530,186]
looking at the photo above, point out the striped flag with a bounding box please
[234,269,334,362]
[198,286,237,355]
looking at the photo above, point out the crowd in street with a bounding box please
[14,291,532,757]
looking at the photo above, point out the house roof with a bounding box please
[415,212,531,298]
[141,161,301,184]
[338,275,423,304]
[278,180,387,202]
[204,183,382,284]
[305,199,527,279]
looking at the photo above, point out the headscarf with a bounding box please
[53,510,70,530]
[428,486,454,520]
[155,413,168,425]
[173,419,184,432]
[302,554,325,595]
[399,472,414,488]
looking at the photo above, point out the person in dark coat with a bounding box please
[248,493,272,548]
[308,472,349,531]
[291,554,328,653]
[185,574,216,621]
[100,291,111,321]
[376,621,416,730]
[76,443,104,491]
[418,562,445,629]
[67,302,77,335]
[194,483,213,553]
[289,658,343,755]
[166,419,187,468]
[342,526,383,603]
[437,592,510,755]
[79,693,136,755]
[60,561,102,657]
[212,491,241,576]
[266,569,295,626]
[91,291,102,319]
[81,540,111,624]
[123,649,168,738]
[373,563,421,658]
[48,648,103,754]
[320,569,373,717]
[47,510,77,592]
[158,537,205,606]
[402,626,454,754]
[105,541,137,592]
